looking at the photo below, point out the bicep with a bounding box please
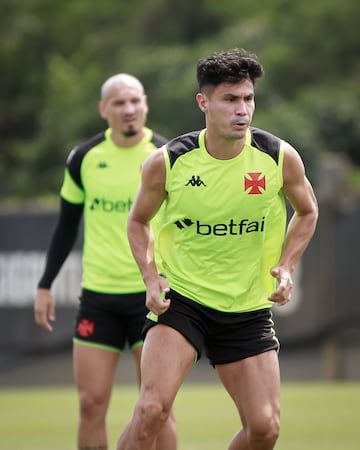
[282,144,318,215]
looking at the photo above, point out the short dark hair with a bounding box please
[196,48,264,91]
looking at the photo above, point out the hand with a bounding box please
[34,288,56,332]
[145,274,171,316]
[268,266,293,306]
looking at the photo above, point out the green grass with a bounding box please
[0,382,359,449]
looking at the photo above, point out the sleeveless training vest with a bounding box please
[158,127,287,312]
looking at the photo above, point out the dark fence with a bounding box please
[0,211,83,355]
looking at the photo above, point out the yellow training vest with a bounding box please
[158,127,286,312]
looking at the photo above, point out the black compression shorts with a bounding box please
[74,289,148,353]
[142,289,279,365]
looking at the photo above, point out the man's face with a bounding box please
[197,79,255,141]
[99,83,149,137]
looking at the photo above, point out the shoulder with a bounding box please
[249,127,307,186]
[66,131,106,187]
[249,127,282,164]
[143,147,165,171]
[141,148,166,191]
[166,130,202,168]
[282,141,306,186]
[66,131,106,168]
[150,131,168,147]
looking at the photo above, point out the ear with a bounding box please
[196,92,208,113]
[144,95,149,115]
[98,100,107,119]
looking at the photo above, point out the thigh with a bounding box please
[143,289,207,359]
[216,350,280,426]
[140,324,196,408]
[73,342,120,400]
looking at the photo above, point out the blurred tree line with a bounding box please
[1,0,359,204]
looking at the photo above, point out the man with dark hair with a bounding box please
[34,73,177,450]
[117,49,318,450]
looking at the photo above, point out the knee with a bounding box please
[247,412,280,447]
[138,398,170,430]
[79,390,106,419]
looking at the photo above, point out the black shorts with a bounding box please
[74,289,148,353]
[142,289,279,365]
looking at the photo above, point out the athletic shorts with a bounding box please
[142,289,280,365]
[73,289,148,353]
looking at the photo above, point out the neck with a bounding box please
[204,130,246,160]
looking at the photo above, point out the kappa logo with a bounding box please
[244,172,266,194]
[97,161,108,168]
[185,175,206,187]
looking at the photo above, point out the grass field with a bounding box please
[0,381,359,450]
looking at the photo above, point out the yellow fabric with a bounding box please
[158,128,286,312]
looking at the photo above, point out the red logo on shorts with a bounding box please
[77,319,95,337]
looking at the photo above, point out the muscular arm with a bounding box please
[127,149,170,315]
[269,143,318,305]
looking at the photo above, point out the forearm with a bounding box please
[128,217,158,284]
[278,209,318,272]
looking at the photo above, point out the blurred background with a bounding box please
[0,0,359,385]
